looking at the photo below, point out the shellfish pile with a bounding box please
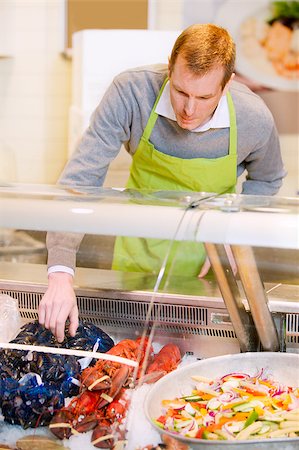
[0,320,114,428]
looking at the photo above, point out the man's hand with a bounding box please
[38,272,79,343]
[197,256,212,278]
[198,245,238,278]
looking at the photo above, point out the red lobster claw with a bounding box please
[141,344,181,383]
[49,409,74,439]
[91,424,115,449]
[97,365,130,409]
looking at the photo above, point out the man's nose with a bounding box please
[184,97,195,116]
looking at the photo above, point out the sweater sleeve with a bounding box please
[46,231,84,271]
[59,78,132,188]
[46,78,133,270]
[240,123,287,196]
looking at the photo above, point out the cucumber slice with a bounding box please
[233,401,255,412]
[182,394,202,402]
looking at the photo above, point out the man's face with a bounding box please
[168,54,232,131]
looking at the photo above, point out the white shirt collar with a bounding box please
[155,80,230,132]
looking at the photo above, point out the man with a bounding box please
[39,24,285,342]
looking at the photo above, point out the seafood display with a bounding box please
[0,319,182,448]
[49,339,181,448]
[81,337,151,393]
[0,320,114,428]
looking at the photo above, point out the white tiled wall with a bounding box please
[0,0,71,183]
[0,0,182,185]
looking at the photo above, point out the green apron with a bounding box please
[112,77,237,276]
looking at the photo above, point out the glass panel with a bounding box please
[0,183,298,448]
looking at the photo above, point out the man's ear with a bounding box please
[223,72,235,95]
[168,56,171,78]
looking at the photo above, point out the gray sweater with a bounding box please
[60,64,285,195]
[47,65,286,270]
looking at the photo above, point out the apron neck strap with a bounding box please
[227,91,237,156]
[143,76,168,141]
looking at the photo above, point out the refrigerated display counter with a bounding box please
[0,183,298,449]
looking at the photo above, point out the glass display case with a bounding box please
[0,183,298,449]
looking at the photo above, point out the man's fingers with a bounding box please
[55,322,66,343]
[51,302,72,343]
[198,246,238,279]
[38,273,76,342]
[198,258,211,278]
[68,306,79,337]
[224,244,238,276]
[55,304,79,342]
[39,293,69,342]
[38,294,53,329]
[38,301,46,325]
[53,311,68,343]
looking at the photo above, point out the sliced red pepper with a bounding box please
[195,427,204,439]
[156,415,167,425]
[243,387,265,396]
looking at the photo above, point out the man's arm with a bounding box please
[38,76,133,341]
[38,231,84,342]
[241,123,286,196]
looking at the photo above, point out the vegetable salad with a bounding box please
[154,371,299,441]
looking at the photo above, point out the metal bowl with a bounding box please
[144,352,299,450]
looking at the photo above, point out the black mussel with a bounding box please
[66,321,114,352]
[1,376,65,428]
[0,319,115,429]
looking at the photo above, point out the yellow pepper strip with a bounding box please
[199,393,216,400]
[259,380,276,388]
[161,399,185,407]
[220,400,248,410]
[254,406,265,416]
[205,416,233,432]
[232,412,250,421]
[232,387,250,397]
[282,394,292,407]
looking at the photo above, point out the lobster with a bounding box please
[89,389,129,448]
[49,337,151,446]
[49,339,181,448]
[50,386,128,447]
[140,343,181,384]
[80,337,152,402]
[49,389,103,439]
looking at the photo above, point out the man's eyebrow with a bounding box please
[173,84,215,98]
